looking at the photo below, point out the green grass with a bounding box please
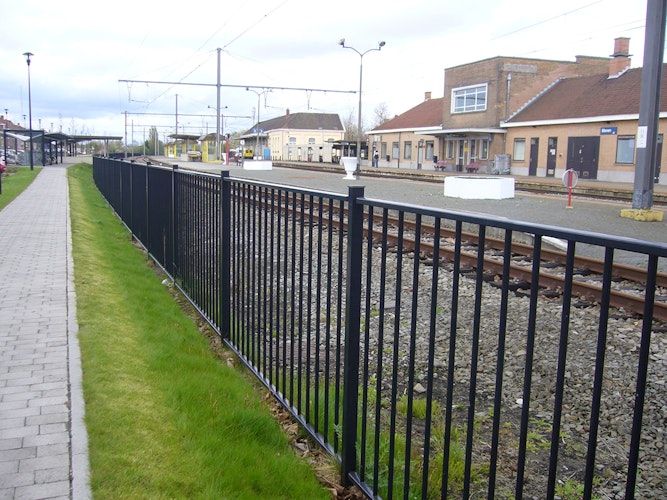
[68,163,329,499]
[0,166,42,211]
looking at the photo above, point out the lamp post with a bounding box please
[246,88,270,160]
[23,52,34,170]
[338,39,385,175]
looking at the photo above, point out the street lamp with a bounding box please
[23,52,34,170]
[338,38,385,175]
[246,88,271,160]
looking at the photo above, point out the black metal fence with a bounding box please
[92,157,667,499]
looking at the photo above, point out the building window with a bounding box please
[513,138,526,161]
[616,135,635,164]
[381,142,387,158]
[452,84,487,113]
[404,141,412,160]
[392,142,399,159]
[289,137,297,144]
[308,137,316,144]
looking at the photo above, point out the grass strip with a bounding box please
[0,166,41,211]
[68,163,329,499]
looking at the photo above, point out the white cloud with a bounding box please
[0,0,649,141]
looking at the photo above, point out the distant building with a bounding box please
[370,92,443,169]
[503,38,667,183]
[239,110,344,162]
[371,44,615,173]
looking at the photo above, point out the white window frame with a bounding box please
[404,141,412,160]
[616,135,635,164]
[513,138,526,162]
[451,83,488,113]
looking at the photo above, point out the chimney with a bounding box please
[609,37,631,76]
[424,91,432,101]
[286,108,290,116]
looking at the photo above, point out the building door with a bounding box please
[567,136,599,179]
[529,138,539,176]
[457,140,467,172]
[546,137,557,177]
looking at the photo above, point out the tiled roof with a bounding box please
[371,97,443,132]
[507,65,667,123]
[245,112,343,134]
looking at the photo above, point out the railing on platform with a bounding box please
[92,156,667,499]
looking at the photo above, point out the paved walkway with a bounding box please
[0,164,90,499]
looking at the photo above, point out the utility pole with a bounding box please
[623,0,666,221]
[216,48,221,161]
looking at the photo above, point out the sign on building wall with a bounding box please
[600,127,618,135]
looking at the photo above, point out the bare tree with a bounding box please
[372,102,391,129]
[342,108,358,142]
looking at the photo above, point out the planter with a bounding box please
[444,176,515,199]
[341,156,357,180]
[243,159,273,171]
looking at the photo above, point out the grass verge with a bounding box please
[68,163,330,499]
[0,166,42,211]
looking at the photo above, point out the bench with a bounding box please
[466,161,482,173]
[434,160,450,171]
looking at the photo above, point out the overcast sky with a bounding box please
[0,0,650,142]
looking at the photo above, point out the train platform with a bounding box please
[146,155,667,246]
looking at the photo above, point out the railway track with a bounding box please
[380,222,667,322]
[241,190,666,322]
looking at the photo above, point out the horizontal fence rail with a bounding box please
[92,157,667,499]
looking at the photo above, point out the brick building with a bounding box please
[502,38,667,183]
[371,48,612,172]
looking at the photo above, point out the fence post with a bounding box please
[341,185,365,486]
[171,164,178,277]
[219,171,231,340]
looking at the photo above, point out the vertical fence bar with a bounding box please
[388,211,405,500]
[488,228,513,496]
[334,197,345,454]
[583,246,614,500]
[171,165,178,279]
[421,217,440,499]
[359,205,374,482]
[403,214,422,498]
[441,220,462,497]
[373,209,390,496]
[341,185,365,486]
[324,198,335,449]
[547,240,576,499]
[515,235,542,499]
[297,193,306,413]
[625,254,658,498]
[313,197,324,436]
[219,171,231,339]
[305,194,315,423]
[463,224,486,498]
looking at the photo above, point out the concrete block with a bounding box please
[445,176,515,199]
